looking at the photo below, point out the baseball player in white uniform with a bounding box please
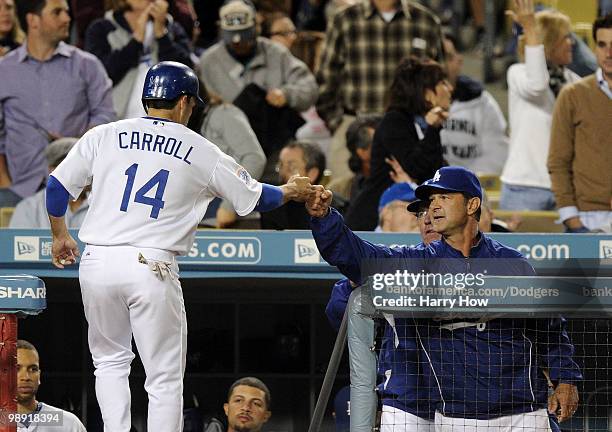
[16,340,87,432]
[45,61,314,432]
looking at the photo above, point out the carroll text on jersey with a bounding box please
[118,131,194,165]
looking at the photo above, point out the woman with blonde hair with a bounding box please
[0,0,24,56]
[500,0,579,210]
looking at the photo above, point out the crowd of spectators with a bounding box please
[0,0,610,233]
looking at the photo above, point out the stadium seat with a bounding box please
[494,209,564,233]
[478,174,501,191]
[0,207,14,227]
[480,175,501,210]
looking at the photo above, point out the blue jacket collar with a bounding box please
[435,231,487,258]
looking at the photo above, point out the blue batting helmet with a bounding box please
[141,61,206,111]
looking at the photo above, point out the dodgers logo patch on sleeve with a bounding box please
[236,167,253,185]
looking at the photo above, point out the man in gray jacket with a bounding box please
[198,0,317,117]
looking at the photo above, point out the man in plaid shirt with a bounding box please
[316,0,444,181]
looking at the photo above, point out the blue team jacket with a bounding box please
[313,209,582,420]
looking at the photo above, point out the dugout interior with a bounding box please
[17,276,350,432]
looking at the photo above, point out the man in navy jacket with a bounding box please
[308,166,581,431]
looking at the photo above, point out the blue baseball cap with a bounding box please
[378,182,417,212]
[415,166,482,201]
[406,199,429,214]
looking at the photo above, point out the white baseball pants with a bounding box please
[434,408,552,432]
[79,245,187,432]
[381,405,436,432]
[381,406,552,432]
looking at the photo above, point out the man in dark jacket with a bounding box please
[308,166,581,431]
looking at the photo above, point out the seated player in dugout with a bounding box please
[306,166,581,431]
[16,339,87,432]
[223,377,271,432]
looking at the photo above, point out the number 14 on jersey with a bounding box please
[120,163,170,219]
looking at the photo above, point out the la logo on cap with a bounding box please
[432,170,441,182]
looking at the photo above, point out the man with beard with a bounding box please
[16,339,86,431]
[198,1,317,163]
[0,0,114,208]
[224,377,271,432]
[198,0,316,114]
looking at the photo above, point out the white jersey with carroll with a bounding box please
[51,117,262,254]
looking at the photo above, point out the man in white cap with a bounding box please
[9,138,89,228]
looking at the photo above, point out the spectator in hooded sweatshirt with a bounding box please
[440,33,508,175]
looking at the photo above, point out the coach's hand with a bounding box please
[306,186,332,218]
[548,383,578,422]
[51,234,80,269]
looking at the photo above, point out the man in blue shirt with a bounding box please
[0,0,114,207]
